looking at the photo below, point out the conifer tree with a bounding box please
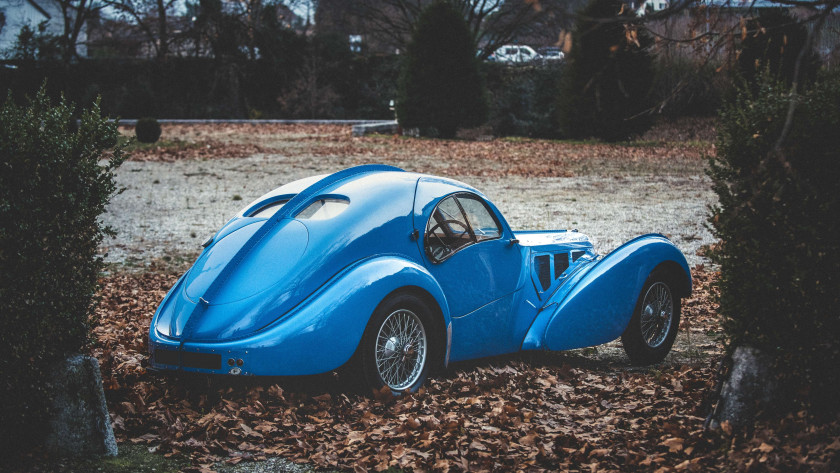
[397,1,487,138]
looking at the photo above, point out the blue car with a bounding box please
[149,165,691,392]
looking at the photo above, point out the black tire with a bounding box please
[359,293,435,394]
[621,270,681,365]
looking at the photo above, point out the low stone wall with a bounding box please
[352,121,399,137]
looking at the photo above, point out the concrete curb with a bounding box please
[113,119,393,126]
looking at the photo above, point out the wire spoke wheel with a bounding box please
[374,309,428,391]
[639,282,673,348]
[622,271,682,365]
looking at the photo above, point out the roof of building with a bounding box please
[25,0,52,20]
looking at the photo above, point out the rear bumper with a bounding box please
[148,337,259,376]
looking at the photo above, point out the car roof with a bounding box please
[273,167,479,201]
[238,166,485,218]
[328,169,488,203]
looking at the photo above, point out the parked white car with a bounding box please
[490,45,541,63]
[538,47,565,61]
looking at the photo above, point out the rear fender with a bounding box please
[522,234,690,351]
[153,255,451,376]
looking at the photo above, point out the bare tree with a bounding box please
[49,0,108,62]
[103,0,183,59]
[225,0,306,58]
[100,0,305,60]
[335,0,557,57]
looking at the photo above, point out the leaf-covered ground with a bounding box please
[87,122,835,471]
[119,123,710,178]
[88,267,839,472]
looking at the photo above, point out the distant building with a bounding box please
[635,0,670,16]
[272,2,305,31]
[0,0,87,57]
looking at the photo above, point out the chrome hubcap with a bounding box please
[640,282,673,348]
[375,309,427,390]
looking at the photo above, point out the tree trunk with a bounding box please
[157,0,169,60]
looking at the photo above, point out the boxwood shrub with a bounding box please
[0,87,126,452]
[708,72,840,412]
[135,117,162,143]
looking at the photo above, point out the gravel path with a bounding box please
[102,153,716,268]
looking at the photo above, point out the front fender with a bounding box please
[150,255,450,376]
[522,234,690,352]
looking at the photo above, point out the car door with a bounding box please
[414,182,524,361]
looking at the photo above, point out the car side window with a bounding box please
[424,193,502,263]
[425,196,473,263]
[457,195,501,241]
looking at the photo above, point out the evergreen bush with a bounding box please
[557,0,654,141]
[708,72,840,412]
[0,88,126,453]
[135,117,162,143]
[396,0,487,138]
[485,62,563,138]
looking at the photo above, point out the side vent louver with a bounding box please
[554,253,569,278]
[535,255,551,291]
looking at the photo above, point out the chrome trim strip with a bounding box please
[445,321,452,367]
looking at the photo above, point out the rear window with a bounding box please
[249,200,289,219]
[296,198,350,220]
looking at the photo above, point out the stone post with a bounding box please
[712,346,778,430]
[44,355,118,457]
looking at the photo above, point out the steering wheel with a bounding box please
[426,220,470,261]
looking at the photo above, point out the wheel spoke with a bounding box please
[383,362,399,384]
[376,352,399,365]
